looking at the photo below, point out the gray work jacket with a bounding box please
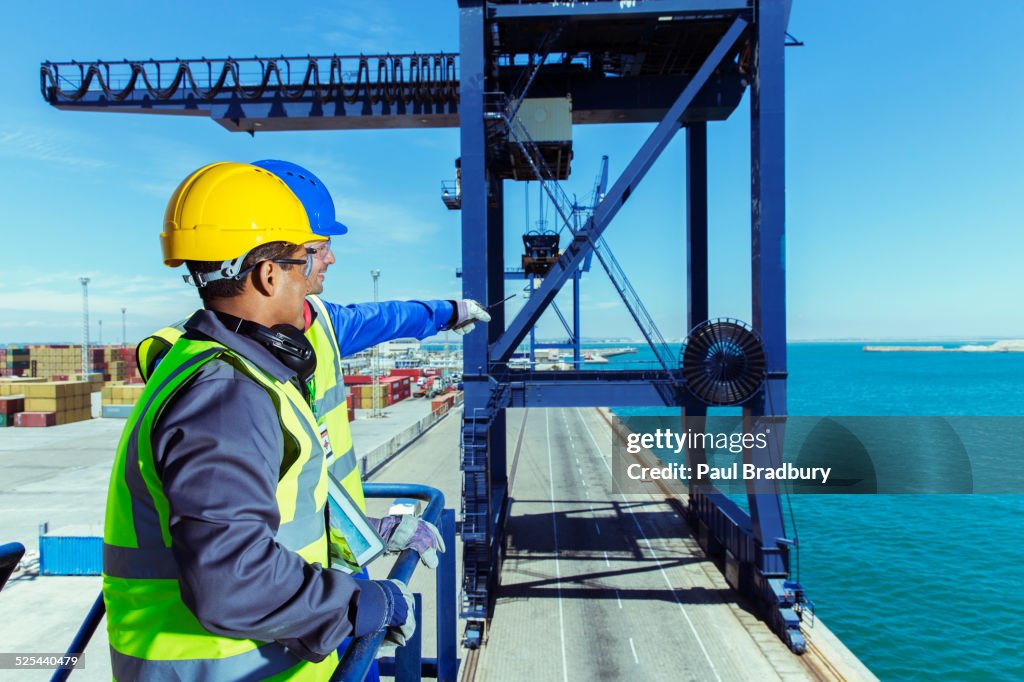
[150,309,388,662]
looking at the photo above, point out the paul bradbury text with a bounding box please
[625,462,832,484]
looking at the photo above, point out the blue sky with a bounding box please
[1,1,1021,345]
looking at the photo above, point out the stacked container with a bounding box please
[1,344,140,382]
[8,381,93,426]
[101,384,145,407]
[381,376,411,404]
[0,395,24,427]
[5,346,30,376]
[24,345,80,379]
[351,383,390,409]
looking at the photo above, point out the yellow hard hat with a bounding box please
[161,161,326,267]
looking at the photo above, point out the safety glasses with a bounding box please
[185,247,316,287]
[257,247,317,279]
[309,239,332,262]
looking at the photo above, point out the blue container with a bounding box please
[38,523,102,576]
[101,404,133,419]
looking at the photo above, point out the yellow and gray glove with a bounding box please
[372,515,446,569]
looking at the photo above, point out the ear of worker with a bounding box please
[372,515,447,569]
[449,299,491,335]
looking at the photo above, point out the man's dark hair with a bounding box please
[186,241,300,303]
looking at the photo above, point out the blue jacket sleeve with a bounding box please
[153,360,387,662]
[322,299,455,357]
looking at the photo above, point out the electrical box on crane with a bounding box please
[497,96,573,180]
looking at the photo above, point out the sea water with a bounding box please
[608,342,1024,680]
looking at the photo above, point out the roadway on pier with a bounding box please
[372,407,854,681]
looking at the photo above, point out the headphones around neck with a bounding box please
[214,312,317,382]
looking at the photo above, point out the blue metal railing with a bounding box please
[50,593,103,682]
[0,542,25,593]
[334,483,458,681]
[51,484,456,682]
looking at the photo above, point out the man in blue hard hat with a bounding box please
[252,159,483,521]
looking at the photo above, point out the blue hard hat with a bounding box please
[251,159,348,236]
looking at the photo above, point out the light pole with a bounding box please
[98,320,103,346]
[80,277,91,375]
[370,269,382,418]
[121,307,127,348]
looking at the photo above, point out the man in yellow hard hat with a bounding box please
[102,162,414,680]
[136,160,487,572]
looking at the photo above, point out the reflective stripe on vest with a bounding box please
[136,323,186,383]
[103,337,333,680]
[109,643,327,682]
[305,296,364,510]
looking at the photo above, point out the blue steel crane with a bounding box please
[40,0,806,655]
[453,157,607,369]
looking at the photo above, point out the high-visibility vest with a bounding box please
[137,296,365,510]
[103,337,335,680]
[304,296,361,509]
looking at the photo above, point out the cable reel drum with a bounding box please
[680,318,767,406]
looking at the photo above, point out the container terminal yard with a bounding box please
[0,1,896,680]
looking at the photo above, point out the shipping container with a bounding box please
[0,396,25,414]
[15,411,57,427]
[101,404,133,419]
[38,523,103,576]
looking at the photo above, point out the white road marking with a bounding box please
[574,407,612,474]
[629,637,640,664]
[594,521,602,535]
[615,589,623,609]
[575,407,722,682]
[604,551,611,567]
[545,409,570,682]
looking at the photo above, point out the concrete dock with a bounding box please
[0,402,874,680]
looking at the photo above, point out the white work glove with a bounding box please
[451,299,491,335]
[372,515,446,569]
[377,579,416,657]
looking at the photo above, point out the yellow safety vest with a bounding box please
[304,296,362,508]
[138,296,364,510]
[103,337,335,680]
